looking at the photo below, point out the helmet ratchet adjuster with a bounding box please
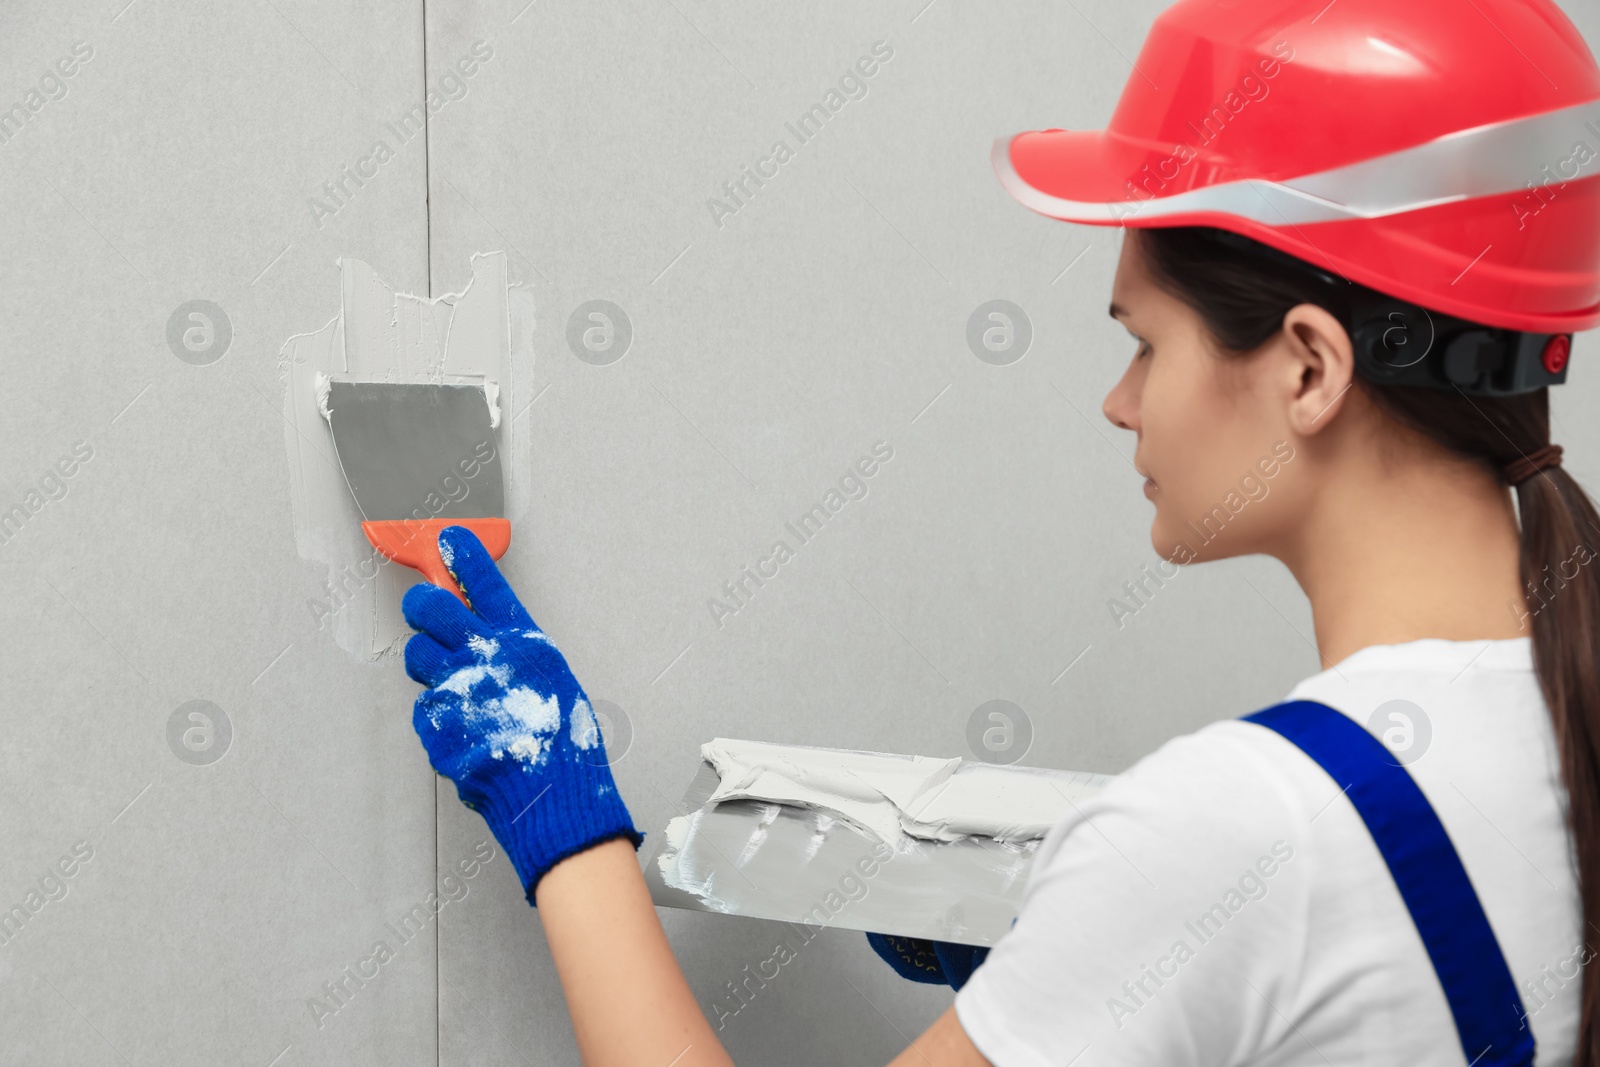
[1200,230,1573,398]
[1349,297,1572,397]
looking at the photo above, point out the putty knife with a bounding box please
[323,380,510,601]
[645,745,1114,946]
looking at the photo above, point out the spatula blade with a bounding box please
[325,381,504,522]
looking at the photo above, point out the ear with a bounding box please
[1279,303,1356,436]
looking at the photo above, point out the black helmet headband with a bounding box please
[1195,228,1572,397]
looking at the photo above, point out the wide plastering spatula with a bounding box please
[323,380,510,601]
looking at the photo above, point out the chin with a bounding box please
[1150,515,1203,567]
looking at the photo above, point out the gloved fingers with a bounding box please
[402,580,484,650]
[864,932,948,984]
[439,525,537,631]
[411,692,474,780]
[404,631,466,687]
[933,941,990,992]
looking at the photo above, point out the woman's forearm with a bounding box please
[535,837,737,1067]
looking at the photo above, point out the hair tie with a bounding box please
[1503,444,1563,487]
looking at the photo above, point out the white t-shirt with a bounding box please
[955,638,1581,1066]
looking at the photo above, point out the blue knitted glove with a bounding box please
[401,525,643,904]
[865,932,990,991]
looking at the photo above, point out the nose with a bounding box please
[1102,355,1143,432]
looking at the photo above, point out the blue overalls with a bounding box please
[873,700,1538,1065]
[1246,700,1536,1067]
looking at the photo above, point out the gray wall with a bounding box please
[5,1,1599,1064]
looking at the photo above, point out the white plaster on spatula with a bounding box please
[276,253,536,659]
[700,738,1096,844]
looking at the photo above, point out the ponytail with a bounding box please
[1519,461,1600,1066]
[1135,226,1600,1064]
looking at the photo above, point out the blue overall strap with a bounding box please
[1244,700,1534,1067]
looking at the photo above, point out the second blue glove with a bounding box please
[865,932,990,991]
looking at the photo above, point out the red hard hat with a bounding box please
[992,0,1600,334]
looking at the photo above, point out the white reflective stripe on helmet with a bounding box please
[994,99,1600,226]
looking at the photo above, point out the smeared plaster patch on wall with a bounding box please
[277,252,535,658]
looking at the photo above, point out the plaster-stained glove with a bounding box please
[402,525,643,904]
[865,932,990,991]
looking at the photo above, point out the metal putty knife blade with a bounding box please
[644,754,1114,947]
[325,381,504,522]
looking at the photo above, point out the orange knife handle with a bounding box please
[360,517,512,604]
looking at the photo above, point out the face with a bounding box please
[1101,233,1298,564]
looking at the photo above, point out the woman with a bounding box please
[399,0,1600,1062]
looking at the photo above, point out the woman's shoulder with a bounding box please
[978,714,1326,1060]
[1024,714,1325,902]
[1084,636,1551,838]
[1077,713,1332,831]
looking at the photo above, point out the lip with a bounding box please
[1136,462,1155,496]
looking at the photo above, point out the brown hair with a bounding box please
[1135,225,1600,1064]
